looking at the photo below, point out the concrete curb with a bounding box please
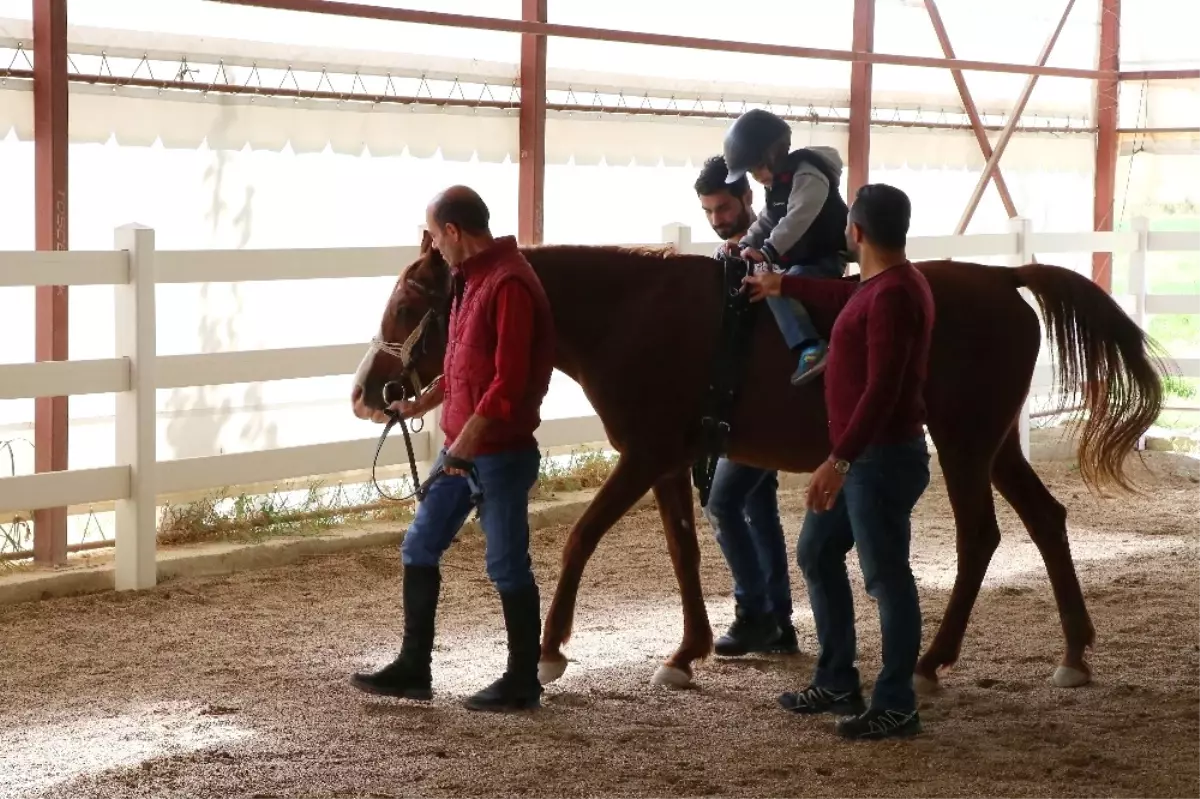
[0,491,656,607]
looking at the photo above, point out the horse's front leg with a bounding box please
[648,468,713,689]
[539,453,662,685]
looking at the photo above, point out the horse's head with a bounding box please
[351,230,453,419]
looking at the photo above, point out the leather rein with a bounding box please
[369,278,449,503]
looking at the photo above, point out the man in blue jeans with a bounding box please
[745,184,935,740]
[722,109,849,386]
[351,186,556,712]
[694,155,797,656]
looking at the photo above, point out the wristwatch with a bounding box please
[830,457,850,476]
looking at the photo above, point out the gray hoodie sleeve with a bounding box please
[740,204,775,250]
[761,168,830,263]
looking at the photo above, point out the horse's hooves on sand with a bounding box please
[538,658,568,685]
[651,663,694,689]
[913,672,941,695]
[1051,665,1091,688]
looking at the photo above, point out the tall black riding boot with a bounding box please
[464,584,544,712]
[350,565,440,700]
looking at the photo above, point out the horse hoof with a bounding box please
[651,663,694,689]
[538,658,568,685]
[1051,665,1090,688]
[914,672,941,695]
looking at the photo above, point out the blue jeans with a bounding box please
[402,446,540,595]
[797,435,930,712]
[703,458,792,620]
[765,255,844,350]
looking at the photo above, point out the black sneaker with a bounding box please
[714,607,782,657]
[770,619,800,654]
[778,684,866,716]
[836,707,922,740]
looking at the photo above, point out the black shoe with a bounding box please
[350,656,434,700]
[714,606,782,657]
[465,584,544,712]
[770,619,800,654]
[350,565,440,700]
[836,707,922,740]
[778,684,867,716]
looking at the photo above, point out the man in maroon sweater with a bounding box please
[351,186,556,713]
[745,183,934,740]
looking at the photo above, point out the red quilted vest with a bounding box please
[440,236,555,455]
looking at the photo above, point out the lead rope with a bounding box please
[368,397,483,509]
[370,408,434,503]
[367,311,441,503]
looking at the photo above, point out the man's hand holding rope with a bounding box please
[373,379,443,424]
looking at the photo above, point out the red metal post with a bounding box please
[32,0,69,565]
[847,0,874,198]
[212,0,1113,81]
[923,0,1019,222]
[954,0,1076,234]
[517,0,547,245]
[1093,0,1120,291]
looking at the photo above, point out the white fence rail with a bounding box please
[0,218,1196,590]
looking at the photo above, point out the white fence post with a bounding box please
[414,222,441,460]
[1009,217,1034,459]
[1129,216,1150,451]
[1129,216,1150,330]
[113,225,158,591]
[662,223,692,253]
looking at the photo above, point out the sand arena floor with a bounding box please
[1,453,1197,798]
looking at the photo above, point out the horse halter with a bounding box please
[369,275,452,504]
[371,309,437,408]
[371,273,451,405]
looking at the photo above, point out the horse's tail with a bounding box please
[1012,263,1169,492]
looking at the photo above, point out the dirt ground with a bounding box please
[2,453,1197,799]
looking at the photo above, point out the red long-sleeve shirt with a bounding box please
[781,262,934,462]
[474,280,534,422]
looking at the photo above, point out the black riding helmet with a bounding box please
[722,108,792,184]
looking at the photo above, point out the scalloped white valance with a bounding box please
[0,80,1115,173]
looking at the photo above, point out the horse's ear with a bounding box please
[420,229,433,254]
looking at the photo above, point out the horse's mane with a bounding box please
[522,242,678,258]
[610,244,677,259]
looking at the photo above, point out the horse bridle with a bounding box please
[369,275,455,503]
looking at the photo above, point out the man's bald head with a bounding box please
[424,185,494,267]
[428,185,491,236]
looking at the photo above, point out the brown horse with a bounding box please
[352,235,1164,692]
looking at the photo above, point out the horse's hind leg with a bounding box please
[538,453,662,685]
[915,436,1002,690]
[990,428,1095,687]
[648,469,714,689]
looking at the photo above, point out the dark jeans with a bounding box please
[703,457,792,621]
[402,446,540,595]
[796,435,930,712]
[765,254,844,349]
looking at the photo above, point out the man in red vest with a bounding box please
[351,186,556,712]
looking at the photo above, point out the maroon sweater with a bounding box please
[781,262,934,462]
